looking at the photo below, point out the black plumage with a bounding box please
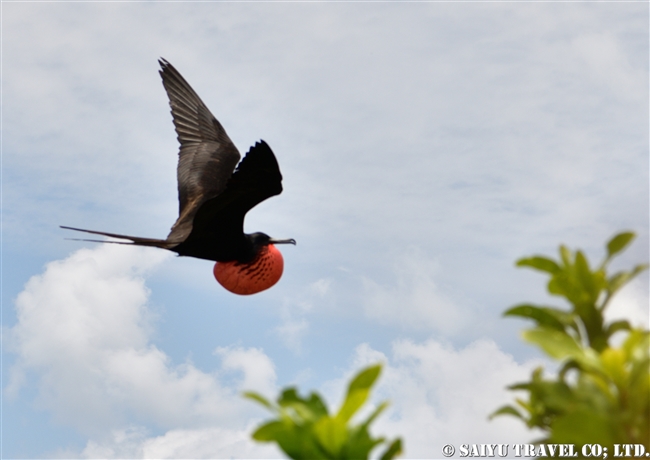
[62,59,294,263]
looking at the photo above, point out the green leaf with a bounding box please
[607,271,632,296]
[252,420,288,442]
[343,404,393,459]
[313,416,347,457]
[306,392,329,419]
[276,388,326,423]
[489,405,524,420]
[346,425,383,460]
[348,364,382,393]
[338,390,370,424]
[630,263,649,278]
[337,365,382,422]
[278,387,302,406]
[607,264,648,298]
[516,256,561,274]
[628,353,650,405]
[243,391,275,411]
[575,250,601,301]
[550,410,615,445]
[523,328,603,373]
[253,419,328,459]
[547,275,569,298]
[622,329,648,359]
[606,232,635,260]
[600,347,627,388]
[605,320,631,339]
[508,382,533,391]
[379,438,403,460]
[625,330,650,388]
[547,273,584,304]
[246,363,401,460]
[504,304,568,331]
[558,360,581,382]
[523,327,582,359]
[559,245,572,268]
[360,401,389,429]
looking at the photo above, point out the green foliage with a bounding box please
[245,364,403,460]
[492,232,649,449]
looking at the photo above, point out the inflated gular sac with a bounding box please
[213,245,285,295]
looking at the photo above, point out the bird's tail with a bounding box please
[60,226,176,249]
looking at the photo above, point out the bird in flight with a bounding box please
[62,58,295,295]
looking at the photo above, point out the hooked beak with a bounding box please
[270,238,296,245]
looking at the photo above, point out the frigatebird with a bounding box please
[62,59,295,295]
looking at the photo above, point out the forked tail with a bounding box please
[60,226,176,249]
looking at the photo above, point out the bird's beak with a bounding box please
[270,238,296,245]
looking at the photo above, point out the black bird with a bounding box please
[62,59,295,295]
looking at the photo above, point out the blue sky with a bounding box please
[2,2,648,458]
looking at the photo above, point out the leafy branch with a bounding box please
[492,231,649,448]
[245,364,402,460]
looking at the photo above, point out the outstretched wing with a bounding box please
[158,58,241,244]
[190,140,283,240]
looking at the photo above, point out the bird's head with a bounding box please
[248,232,296,250]
[212,232,296,295]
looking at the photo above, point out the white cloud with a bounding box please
[6,245,283,457]
[5,243,543,458]
[6,244,170,430]
[362,250,471,335]
[326,340,544,459]
[273,278,332,354]
[274,317,310,355]
[81,425,280,459]
[214,346,277,396]
[572,32,646,102]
